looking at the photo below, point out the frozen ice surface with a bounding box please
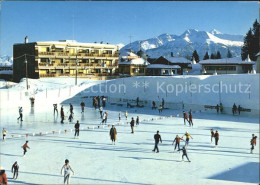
[0,77,259,185]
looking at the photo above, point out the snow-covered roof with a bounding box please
[147,64,180,69]
[15,40,118,48]
[199,56,255,65]
[0,61,13,67]
[0,70,13,74]
[119,58,150,65]
[163,56,191,64]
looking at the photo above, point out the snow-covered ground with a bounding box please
[0,77,259,185]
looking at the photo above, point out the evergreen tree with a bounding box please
[192,50,200,63]
[203,52,209,60]
[210,53,215,59]
[216,51,221,59]
[227,49,232,58]
[241,19,259,60]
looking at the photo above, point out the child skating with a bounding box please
[61,159,74,184]
[22,141,30,156]
[178,146,191,162]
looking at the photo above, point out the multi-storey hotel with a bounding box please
[13,39,119,82]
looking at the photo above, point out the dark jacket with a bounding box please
[130,120,135,127]
[214,132,219,140]
[154,134,162,143]
[178,148,187,155]
[74,123,80,130]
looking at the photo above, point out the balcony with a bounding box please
[37,62,118,69]
[38,52,119,58]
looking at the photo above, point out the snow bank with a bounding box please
[82,74,259,116]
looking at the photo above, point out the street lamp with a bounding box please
[75,58,79,85]
[25,55,29,90]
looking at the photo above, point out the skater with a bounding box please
[97,96,100,107]
[125,111,128,119]
[136,116,139,126]
[238,105,241,115]
[182,131,193,147]
[80,101,85,113]
[214,130,219,147]
[210,128,215,143]
[102,96,106,107]
[22,141,30,156]
[11,161,19,179]
[250,134,257,153]
[68,113,74,122]
[118,111,121,121]
[74,120,80,138]
[94,97,98,109]
[110,124,117,145]
[158,105,163,114]
[172,135,184,151]
[101,113,106,124]
[178,146,191,162]
[99,106,103,119]
[61,159,74,185]
[69,103,73,114]
[104,112,108,124]
[53,104,58,115]
[17,107,23,121]
[2,128,7,141]
[152,101,156,110]
[183,111,188,125]
[220,103,223,113]
[153,130,162,153]
[130,117,135,133]
[162,98,165,109]
[216,104,219,113]
[188,112,193,126]
[61,106,65,123]
[0,167,7,184]
[136,97,139,107]
[232,103,237,115]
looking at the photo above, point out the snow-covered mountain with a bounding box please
[120,29,244,59]
[0,55,13,67]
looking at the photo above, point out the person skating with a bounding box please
[178,146,191,162]
[104,112,108,124]
[102,96,106,107]
[118,111,121,121]
[152,101,156,110]
[136,97,139,107]
[69,103,73,114]
[130,117,135,133]
[250,134,257,153]
[74,121,80,139]
[68,112,74,123]
[61,159,74,185]
[238,105,241,115]
[2,128,7,141]
[99,106,103,119]
[158,105,163,114]
[183,111,188,125]
[214,130,219,148]
[162,98,165,109]
[0,167,7,184]
[125,111,128,119]
[17,107,23,121]
[216,104,219,113]
[80,101,85,113]
[220,103,223,113]
[110,124,117,145]
[136,116,139,126]
[53,104,58,115]
[210,128,215,143]
[22,141,30,156]
[61,106,65,123]
[232,103,237,115]
[153,130,162,153]
[172,135,184,151]
[182,131,193,147]
[11,161,19,179]
[188,112,193,127]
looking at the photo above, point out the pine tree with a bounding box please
[192,50,200,63]
[227,49,232,58]
[241,19,259,60]
[216,51,221,59]
[210,53,215,59]
[203,52,209,60]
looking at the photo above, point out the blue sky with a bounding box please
[0,1,259,56]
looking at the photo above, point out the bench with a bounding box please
[204,105,217,109]
[240,108,251,112]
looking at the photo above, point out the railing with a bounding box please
[38,52,119,58]
[38,63,118,68]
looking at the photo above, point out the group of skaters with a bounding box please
[151,99,165,114]
[183,110,193,126]
[93,96,106,109]
[215,103,243,115]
